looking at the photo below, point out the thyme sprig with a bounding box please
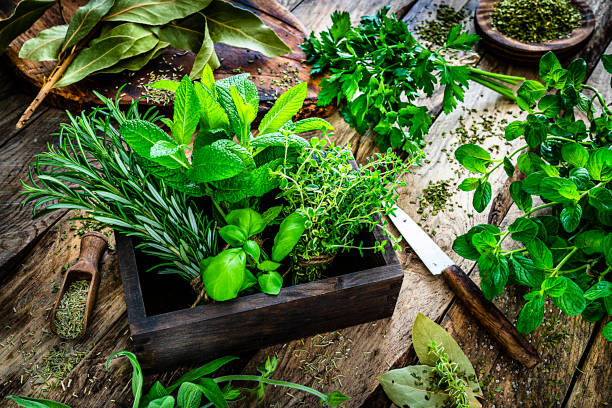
[429,342,471,408]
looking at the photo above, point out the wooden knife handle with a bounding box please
[442,265,539,368]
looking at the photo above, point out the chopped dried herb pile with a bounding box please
[416,4,468,46]
[492,0,582,43]
[54,280,89,339]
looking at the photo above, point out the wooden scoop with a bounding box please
[51,231,108,340]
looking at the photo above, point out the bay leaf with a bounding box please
[19,24,67,61]
[189,18,220,80]
[104,0,212,26]
[412,312,482,396]
[99,40,168,74]
[205,0,290,57]
[61,0,115,53]
[153,13,204,52]
[0,0,56,54]
[56,23,156,87]
[378,365,482,408]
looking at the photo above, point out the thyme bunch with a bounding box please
[21,93,217,282]
[428,342,471,408]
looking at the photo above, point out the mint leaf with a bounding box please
[478,252,508,300]
[172,76,200,145]
[455,144,491,173]
[120,119,187,169]
[509,218,538,243]
[473,180,492,213]
[517,295,545,334]
[259,82,308,135]
[189,141,247,183]
[525,239,553,270]
[551,278,586,316]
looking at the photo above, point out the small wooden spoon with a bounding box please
[51,231,108,340]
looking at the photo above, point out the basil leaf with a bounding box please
[458,177,480,191]
[522,171,546,195]
[471,230,497,254]
[242,240,260,263]
[206,0,291,57]
[586,148,612,182]
[259,82,308,135]
[582,301,605,322]
[505,120,525,141]
[219,225,247,247]
[0,0,55,54]
[503,156,515,177]
[19,25,67,61]
[201,248,246,301]
[517,295,545,334]
[516,80,546,110]
[258,260,281,272]
[551,278,586,316]
[539,51,562,83]
[271,212,306,262]
[62,0,115,52]
[516,152,542,175]
[106,0,213,26]
[567,58,586,87]
[588,186,612,212]
[568,167,590,190]
[538,94,562,118]
[258,271,283,295]
[539,177,580,203]
[226,208,266,237]
[524,114,548,147]
[452,233,480,260]
[575,230,607,254]
[177,382,202,408]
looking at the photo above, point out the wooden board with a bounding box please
[1,0,332,119]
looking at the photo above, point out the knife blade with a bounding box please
[388,204,539,368]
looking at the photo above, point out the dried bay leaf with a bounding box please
[19,24,67,61]
[61,0,115,52]
[105,0,212,26]
[205,0,290,57]
[412,313,482,396]
[189,18,220,80]
[99,40,168,74]
[154,13,204,52]
[378,365,482,408]
[56,23,157,87]
[0,0,56,54]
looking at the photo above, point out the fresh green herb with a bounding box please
[416,4,468,47]
[14,0,292,127]
[301,8,524,157]
[453,52,612,340]
[7,351,350,407]
[378,313,482,407]
[276,139,410,283]
[54,280,89,339]
[491,0,582,43]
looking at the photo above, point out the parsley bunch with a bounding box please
[453,52,612,341]
[301,7,525,157]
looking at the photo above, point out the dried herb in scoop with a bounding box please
[491,0,582,43]
[54,280,89,339]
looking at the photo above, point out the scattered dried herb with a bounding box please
[54,280,89,339]
[491,0,582,43]
[416,4,468,47]
[417,179,454,219]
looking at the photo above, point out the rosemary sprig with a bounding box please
[21,93,218,282]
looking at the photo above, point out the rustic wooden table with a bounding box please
[1,0,611,407]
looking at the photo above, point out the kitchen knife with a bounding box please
[388,205,539,368]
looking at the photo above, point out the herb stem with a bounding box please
[468,74,516,101]
[551,247,578,276]
[213,375,328,401]
[468,68,525,84]
[582,84,612,114]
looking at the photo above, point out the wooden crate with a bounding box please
[116,225,403,370]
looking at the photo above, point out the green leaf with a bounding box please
[262,205,283,225]
[473,180,492,213]
[505,120,525,141]
[281,117,334,134]
[206,0,290,57]
[603,321,612,341]
[219,225,247,247]
[107,351,143,408]
[522,171,546,195]
[194,81,230,131]
[189,140,247,183]
[142,381,169,407]
[568,167,590,190]
[177,382,202,408]
[230,86,257,137]
[226,208,266,236]
[455,144,491,173]
[190,18,221,80]
[509,218,538,243]
[458,177,480,191]
[539,52,562,83]
[471,230,497,254]
[516,80,546,110]
[537,94,561,118]
[503,156,515,177]
[541,276,567,297]
[242,240,260,263]
[99,40,169,74]
[567,58,586,86]
[516,295,545,334]
[589,187,612,212]
[586,148,612,182]
[258,260,281,272]
[197,378,228,408]
[510,181,532,212]
[251,133,309,150]
[411,313,481,395]
[524,114,548,147]
[525,239,553,270]
[325,390,351,408]
[56,23,158,87]
[0,0,56,54]
[19,25,67,61]
[167,356,238,392]
[509,254,543,287]
[551,278,586,316]
[539,177,580,203]
[201,248,246,301]
[62,0,115,52]
[585,281,612,301]
[258,271,283,295]
[105,0,212,25]
[517,152,542,175]
[4,396,72,408]
[560,203,582,233]
[171,76,200,145]
[120,119,187,169]
[147,396,175,408]
[259,82,307,135]
[478,252,508,300]
[445,24,480,50]
[271,212,306,262]
[575,230,607,254]
[453,234,480,261]
[561,143,589,168]
[150,79,179,92]
[150,140,182,158]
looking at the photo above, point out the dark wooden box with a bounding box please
[116,225,403,370]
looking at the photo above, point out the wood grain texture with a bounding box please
[0,0,333,119]
[475,0,595,63]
